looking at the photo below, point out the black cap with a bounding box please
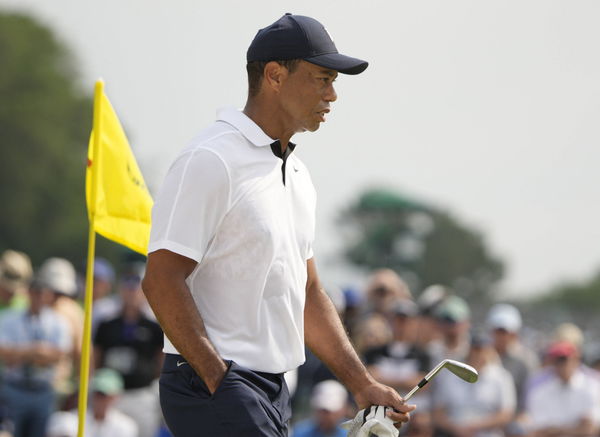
[247,13,368,75]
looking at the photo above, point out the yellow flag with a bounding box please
[86,81,153,255]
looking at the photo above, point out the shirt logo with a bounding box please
[176,361,187,367]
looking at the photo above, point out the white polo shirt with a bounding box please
[148,107,316,373]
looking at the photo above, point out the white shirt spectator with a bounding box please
[434,362,516,437]
[84,409,138,437]
[47,410,138,437]
[525,366,600,430]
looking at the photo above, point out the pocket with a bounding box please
[209,360,234,398]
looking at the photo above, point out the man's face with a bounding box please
[553,355,579,382]
[120,279,145,311]
[92,391,116,419]
[392,314,417,342]
[491,327,515,352]
[278,61,338,133]
[315,408,345,433]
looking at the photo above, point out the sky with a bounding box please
[2,0,599,298]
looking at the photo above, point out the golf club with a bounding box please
[403,359,478,401]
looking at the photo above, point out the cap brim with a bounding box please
[304,52,368,75]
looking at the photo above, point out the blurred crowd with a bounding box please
[291,269,600,437]
[0,250,163,437]
[1,250,600,437]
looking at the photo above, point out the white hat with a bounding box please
[486,303,522,333]
[311,380,348,412]
[36,258,77,297]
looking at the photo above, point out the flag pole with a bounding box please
[77,79,104,437]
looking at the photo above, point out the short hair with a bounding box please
[246,59,300,97]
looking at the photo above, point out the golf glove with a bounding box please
[340,405,399,437]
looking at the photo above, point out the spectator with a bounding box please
[37,258,84,396]
[364,268,412,317]
[522,341,600,437]
[364,300,431,394]
[352,313,393,358]
[365,299,436,437]
[414,284,449,364]
[434,295,471,361]
[486,303,538,414]
[292,380,348,437]
[432,332,516,437]
[0,250,32,316]
[0,278,70,437]
[47,368,138,437]
[93,263,163,437]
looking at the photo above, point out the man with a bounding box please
[91,258,118,335]
[47,368,138,437]
[36,257,84,395]
[485,303,538,415]
[432,332,516,437]
[413,284,448,365]
[364,300,431,395]
[0,250,32,316]
[522,341,600,437]
[0,277,70,437]
[142,13,414,437]
[293,380,348,437]
[94,263,163,437]
[364,269,412,318]
[433,295,471,361]
[364,300,433,437]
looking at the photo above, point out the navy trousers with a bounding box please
[160,354,291,437]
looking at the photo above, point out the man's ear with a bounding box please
[263,61,288,93]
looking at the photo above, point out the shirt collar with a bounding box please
[216,107,274,147]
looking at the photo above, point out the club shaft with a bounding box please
[402,360,447,401]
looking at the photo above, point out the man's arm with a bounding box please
[0,343,64,367]
[304,258,415,424]
[142,249,227,393]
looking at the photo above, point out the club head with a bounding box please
[403,358,478,401]
[440,359,478,383]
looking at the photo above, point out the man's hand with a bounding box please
[353,380,416,425]
[203,359,228,394]
[342,405,401,437]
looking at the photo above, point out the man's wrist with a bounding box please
[348,372,379,402]
[195,357,228,394]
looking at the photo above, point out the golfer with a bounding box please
[142,13,415,436]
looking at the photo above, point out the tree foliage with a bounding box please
[533,270,600,309]
[339,188,504,302]
[0,12,109,266]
